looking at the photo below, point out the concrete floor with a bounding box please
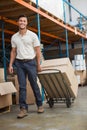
[0,86,87,130]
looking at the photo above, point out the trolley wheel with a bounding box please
[48,98,54,108]
[66,98,71,108]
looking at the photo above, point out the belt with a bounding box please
[16,58,35,62]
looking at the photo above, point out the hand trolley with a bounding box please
[38,69,75,108]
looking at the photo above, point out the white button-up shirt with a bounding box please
[11,30,40,59]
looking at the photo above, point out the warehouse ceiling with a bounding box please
[0,0,87,47]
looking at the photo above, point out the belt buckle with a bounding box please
[24,59,29,62]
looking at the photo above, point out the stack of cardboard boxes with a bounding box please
[0,68,16,113]
[0,68,41,113]
[72,54,87,85]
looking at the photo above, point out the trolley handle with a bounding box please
[40,69,61,73]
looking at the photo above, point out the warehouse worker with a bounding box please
[8,14,44,118]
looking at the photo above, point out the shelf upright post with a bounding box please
[79,14,85,59]
[59,41,62,58]
[36,0,41,41]
[1,20,7,81]
[63,0,69,57]
[36,0,44,102]
[81,38,85,59]
[79,14,83,31]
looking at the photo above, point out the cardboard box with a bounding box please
[7,75,15,85]
[41,58,78,97]
[0,82,17,109]
[0,68,5,82]
[75,70,87,85]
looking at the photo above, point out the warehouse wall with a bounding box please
[31,0,64,20]
[71,0,87,19]
[65,0,87,24]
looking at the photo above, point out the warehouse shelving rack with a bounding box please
[0,0,87,81]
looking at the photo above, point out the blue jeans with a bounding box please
[15,58,42,110]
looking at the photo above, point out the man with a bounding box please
[9,14,44,119]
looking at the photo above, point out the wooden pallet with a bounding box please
[0,106,10,114]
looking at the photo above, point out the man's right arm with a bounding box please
[8,47,17,74]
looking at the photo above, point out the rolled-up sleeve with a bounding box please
[11,36,17,48]
[33,34,40,47]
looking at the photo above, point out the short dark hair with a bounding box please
[18,14,27,20]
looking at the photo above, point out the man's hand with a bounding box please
[8,65,14,74]
[8,47,16,74]
[37,64,42,72]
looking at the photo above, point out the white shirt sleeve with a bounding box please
[33,33,40,47]
[11,36,17,48]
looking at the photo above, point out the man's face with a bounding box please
[18,17,28,30]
